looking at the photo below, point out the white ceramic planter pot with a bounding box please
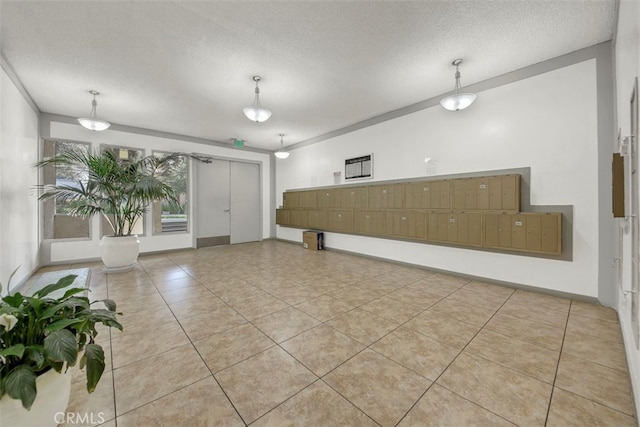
[0,369,71,427]
[100,235,140,272]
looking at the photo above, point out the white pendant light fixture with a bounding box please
[274,133,290,159]
[243,76,272,122]
[77,90,111,131]
[440,59,476,111]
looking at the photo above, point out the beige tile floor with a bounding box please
[33,240,636,426]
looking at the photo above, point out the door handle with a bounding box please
[224,208,231,212]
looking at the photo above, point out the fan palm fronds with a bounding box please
[35,148,184,237]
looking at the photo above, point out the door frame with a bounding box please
[629,78,639,348]
[229,160,262,245]
[191,153,263,249]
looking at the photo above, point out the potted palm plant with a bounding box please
[36,148,185,271]
[0,270,122,426]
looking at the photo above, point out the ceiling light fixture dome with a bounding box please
[243,76,272,122]
[77,90,111,131]
[274,133,290,159]
[440,59,476,111]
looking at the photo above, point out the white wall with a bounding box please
[0,66,40,294]
[277,59,600,298]
[44,120,272,263]
[614,0,640,416]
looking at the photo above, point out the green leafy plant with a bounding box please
[0,272,122,410]
[35,148,184,236]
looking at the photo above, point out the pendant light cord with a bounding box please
[454,66,462,94]
[90,98,98,118]
[254,81,262,107]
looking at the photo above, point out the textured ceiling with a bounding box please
[0,1,615,151]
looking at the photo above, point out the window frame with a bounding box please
[41,139,92,241]
[151,150,190,236]
[99,144,147,238]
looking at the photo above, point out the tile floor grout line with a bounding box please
[157,261,257,426]
[53,243,634,425]
[175,269,271,339]
[276,308,376,379]
[127,261,250,426]
[432,287,546,422]
[304,289,447,425]
[316,378,384,427]
[459,349,557,386]
[557,352,630,375]
[269,297,425,425]
[249,310,320,344]
[396,286,519,425]
[110,376,218,422]
[543,298,573,426]
[462,313,564,352]
[151,265,256,427]
[188,342,250,426]
[201,272,368,426]
[484,310,565,332]
[245,378,331,426]
[553,307,638,420]
[276,315,372,377]
[198,333,280,376]
[568,311,621,324]
[392,382,437,427]
[104,272,119,427]
[359,310,447,426]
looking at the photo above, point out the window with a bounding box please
[102,146,143,163]
[42,140,91,239]
[152,151,189,234]
[100,145,145,237]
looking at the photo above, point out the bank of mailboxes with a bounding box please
[277,173,563,255]
[452,175,520,211]
[428,213,483,246]
[484,212,561,254]
[405,181,451,209]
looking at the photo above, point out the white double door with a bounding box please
[196,159,261,246]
